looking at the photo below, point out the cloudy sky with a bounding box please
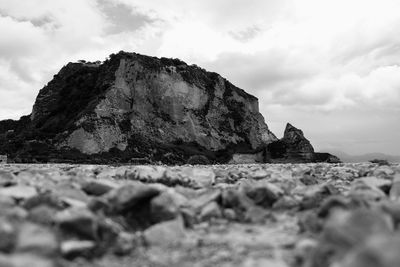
[0,0,400,155]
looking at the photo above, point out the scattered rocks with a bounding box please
[0,163,398,267]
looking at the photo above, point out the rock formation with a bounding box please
[0,51,338,164]
[262,123,338,163]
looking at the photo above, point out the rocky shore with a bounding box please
[0,162,399,267]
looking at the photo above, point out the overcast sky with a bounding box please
[0,0,400,155]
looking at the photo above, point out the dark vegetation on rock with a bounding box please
[0,51,338,164]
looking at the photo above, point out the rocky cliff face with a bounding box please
[2,51,279,163]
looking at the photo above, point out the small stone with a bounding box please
[61,240,96,259]
[52,183,89,204]
[0,218,16,253]
[150,191,180,223]
[298,211,323,234]
[55,207,97,240]
[244,183,281,208]
[272,196,299,210]
[27,205,57,225]
[144,217,186,247]
[221,189,253,211]
[223,208,237,221]
[294,238,318,267]
[180,207,197,228]
[299,183,339,210]
[106,183,160,213]
[188,189,221,211]
[0,253,56,267]
[81,179,117,196]
[379,201,400,227]
[340,234,400,267]
[389,174,400,201]
[300,174,319,185]
[22,192,64,210]
[199,201,222,221]
[250,169,269,180]
[321,209,393,255]
[349,179,386,201]
[0,207,28,221]
[16,223,58,256]
[180,167,216,188]
[112,232,138,255]
[0,185,37,200]
[0,171,16,187]
[317,195,350,218]
[127,166,166,181]
[373,165,395,178]
[358,176,391,193]
[243,206,270,224]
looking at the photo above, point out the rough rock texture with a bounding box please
[0,51,338,164]
[28,52,276,158]
[265,123,320,163]
[0,162,398,267]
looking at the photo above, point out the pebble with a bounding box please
[150,191,180,223]
[61,240,96,259]
[15,223,58,256]
[0,185,37,200]
[143,217,186,247]
[199,201,222,221]
[105,183,160,213]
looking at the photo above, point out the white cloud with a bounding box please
[0,0,400,154]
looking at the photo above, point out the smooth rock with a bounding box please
[340,234,400,267]
[27,205,57,225]
[321,209,393,255]
[22,192,64,210]
[244,183,281,208]
[106,183,160,213]
[61,240,96,259]
[243,206,270,224]
[55,207,97,240]
[16,223,58,256]
[0,171,16,187]
[188,189,221,211]
[299,183,339,210]
[0,218,16,253]
[349,179,386,201]
[389,174,400,201]
[199,201,222,221]
[0,186,37,200]
[81,179,117,196]
[150,191,180,223]
[0,253,56,267]
[112,232,138,255]
[181,167,216,188]
[127,166,166,182]
[144,217,186,247]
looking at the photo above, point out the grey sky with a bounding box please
[0,0,399,155]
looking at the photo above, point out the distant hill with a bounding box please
[323,150,400,163]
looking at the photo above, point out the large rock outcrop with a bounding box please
[1,51,279,164]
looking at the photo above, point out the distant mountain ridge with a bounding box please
[323,150,400,163]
